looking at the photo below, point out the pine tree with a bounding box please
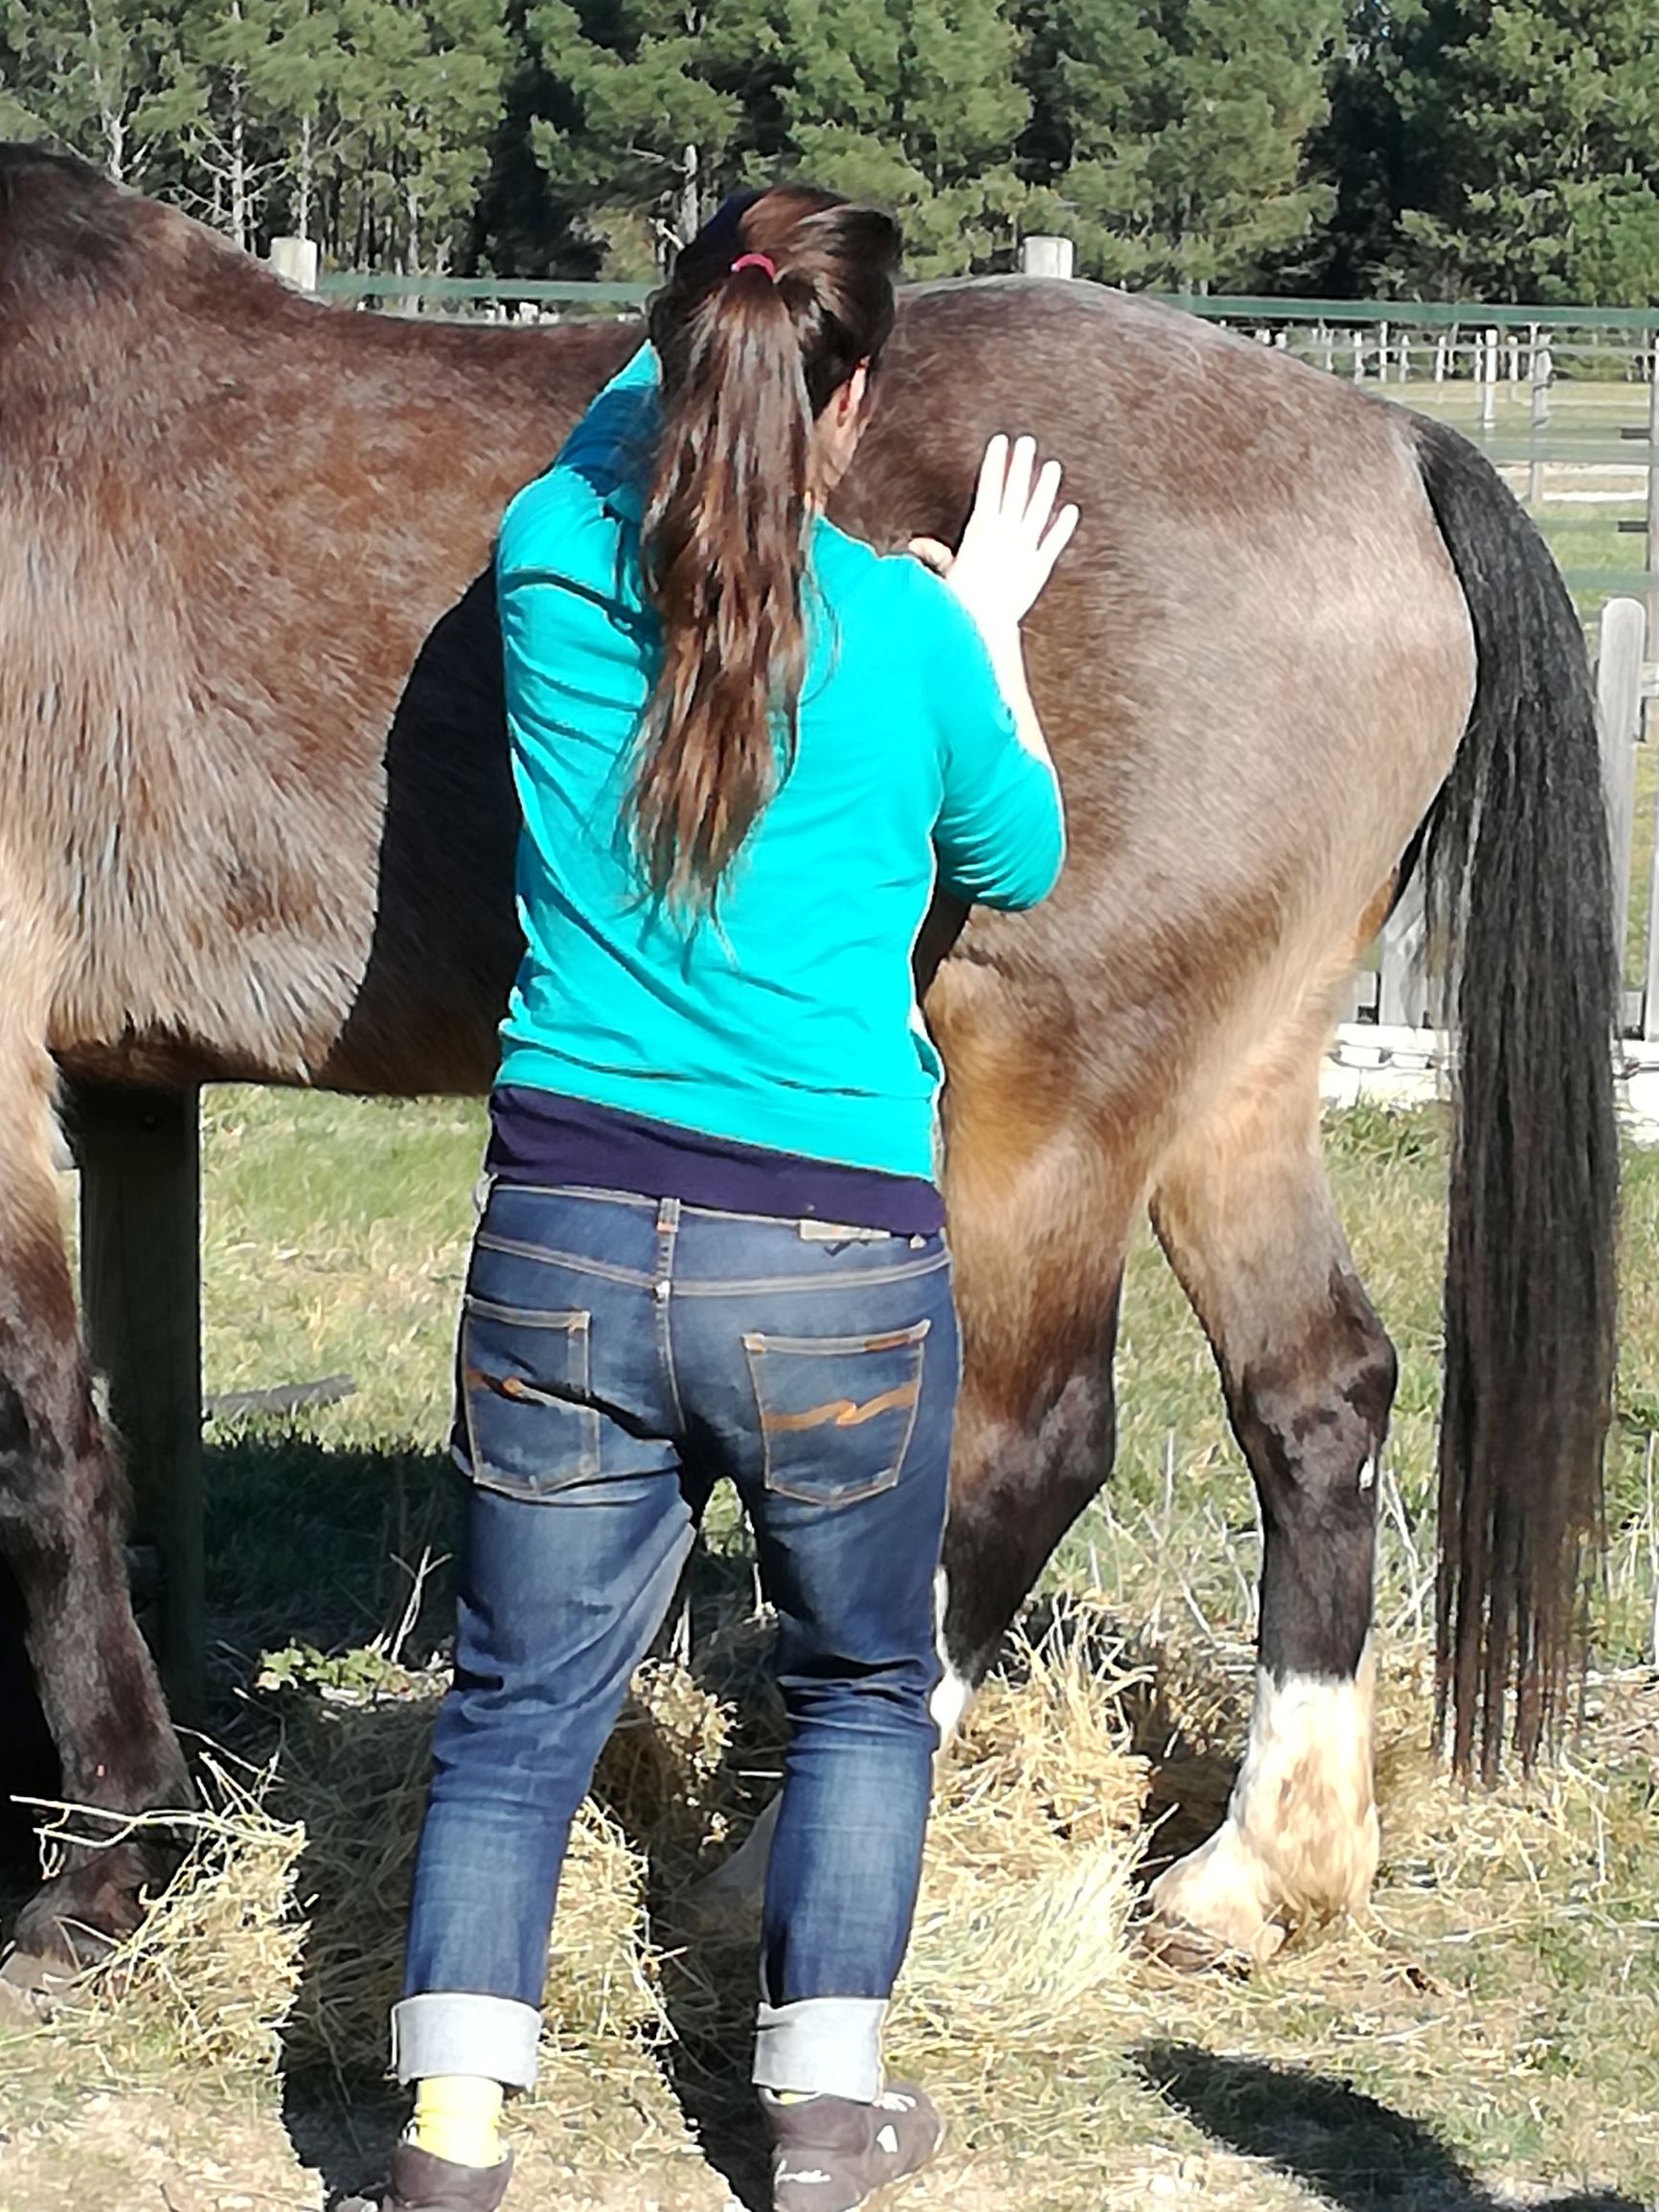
[779,0,1031,273]
[337,0,512,270]
[1019,0,1343,291]
[142,0,303,247]
[0,0,170,184]
[526,0,781,268]
[522,0,1029,277]
[1375,0,1659,303]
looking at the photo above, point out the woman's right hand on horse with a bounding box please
[909,434,1079,643]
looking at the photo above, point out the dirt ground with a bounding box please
[0,2076,1643,2212]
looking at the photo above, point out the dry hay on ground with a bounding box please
[5,1598,1153,2121]
[4,1601,1655,2206]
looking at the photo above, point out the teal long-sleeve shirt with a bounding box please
[494,344,1065,1182]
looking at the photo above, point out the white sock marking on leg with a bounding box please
[928,1568,973,1738]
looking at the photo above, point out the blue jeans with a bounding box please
[393,1183,959,2104]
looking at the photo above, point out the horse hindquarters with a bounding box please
[926,955,1141,1700]
[0,1010,191,1962]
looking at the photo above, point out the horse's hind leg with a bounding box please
[1145,994,1393,1968]
[0,1026,191,1962]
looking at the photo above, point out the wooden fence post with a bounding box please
[1647,337,1659,644]
[1595,597,1647,1018]
[1480,327,1498,431]
[1017,235,1074,279]
[1528,344,1552,503]
[267,235,319,291]
[72,1083,205,1722]
[1376,867,1429,1029]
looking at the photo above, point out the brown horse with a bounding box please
[0,146,1616,1974]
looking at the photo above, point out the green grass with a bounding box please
[7,1087,1657,2210]
[186,1084,1659,1676]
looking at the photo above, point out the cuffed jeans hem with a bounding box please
[752,1996,888,2103]
[391,1992,541,2090]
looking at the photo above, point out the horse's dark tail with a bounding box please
[1410,415,1619,1780]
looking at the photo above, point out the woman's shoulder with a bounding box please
[812,520,957,634]
[498,459,626,586]
[500,358,657,582]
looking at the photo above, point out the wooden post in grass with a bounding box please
[268,236,319,291]
[1529,346,1552,504]
[1643,682,1659,1041]
[1018,235,1074,280]
[1647,337,1659,645]
[73,1083,205,1722]
[1595,598,1647,1019]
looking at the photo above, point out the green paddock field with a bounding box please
[2,1090,1654,2211]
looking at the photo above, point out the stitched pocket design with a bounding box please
[458,1296,600,1499]
[744,1320,930,1507]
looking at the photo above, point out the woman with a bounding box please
[352,185,1075,2212]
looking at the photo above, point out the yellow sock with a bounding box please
[407,2075,505,2170]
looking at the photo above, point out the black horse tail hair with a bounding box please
[1410,414,1620,1780]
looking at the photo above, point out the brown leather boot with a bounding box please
[761,2083,943,2212]
[337,2142,513,2212]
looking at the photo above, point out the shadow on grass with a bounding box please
[1134,2042,1644,2211]
[202,1431,463,1680]
[648,1541,785,2212]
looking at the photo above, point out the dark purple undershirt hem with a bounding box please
[485,1084,945,1236]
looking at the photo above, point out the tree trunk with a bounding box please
[676,140,700,252]
[85,0,126,181]
[298,112,313,240]
[227,0,250,251]
[230,88,249,250]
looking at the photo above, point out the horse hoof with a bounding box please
[1139,1911,1261,1977]
[0,1946,87,2020]
[11,1854,151,1971]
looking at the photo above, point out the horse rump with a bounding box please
[1413,415,1620,1778]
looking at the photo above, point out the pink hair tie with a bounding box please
[730,252,778,281]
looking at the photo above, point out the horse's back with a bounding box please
[850,282,1475,1147]
[1,152,1472,1126]
[0,148,623,1090]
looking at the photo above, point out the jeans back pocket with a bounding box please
[744,1320,930,1507]
[458,1295,601,1499]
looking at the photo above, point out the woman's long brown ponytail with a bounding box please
[633,187,900,909]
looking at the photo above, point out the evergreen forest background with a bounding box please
[3,1,1657,303]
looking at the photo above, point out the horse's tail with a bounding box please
[1409,415,1620,1780]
